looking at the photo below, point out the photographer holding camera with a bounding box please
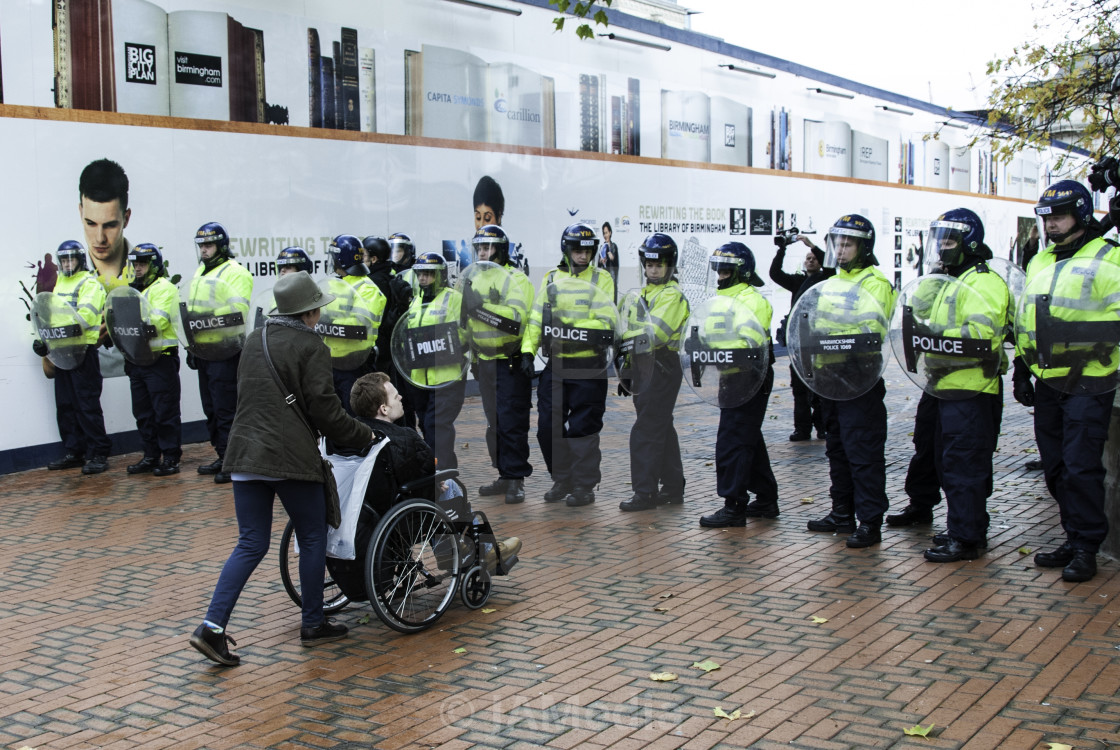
[769,229,833,441]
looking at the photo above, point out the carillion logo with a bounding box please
[493,98,540,122]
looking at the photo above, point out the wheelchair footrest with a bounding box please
[495,554,518,576]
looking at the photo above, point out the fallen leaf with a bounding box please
[659,593,675,599]
[1018,547,1032,555]
[810,616,828,624]
[1045,743,1072,750]
[358,614,371,625]
[692,659,720,672]
[712,707,741,721]
[903,723,935,737]
[704,462,713,466]
[461,443,469,448]
[654,607,670,612]
[649,672,677,682]
[800,497,814,503]
[452,647,467,654]
[481,608,496,614]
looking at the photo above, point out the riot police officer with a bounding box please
[36,241,112,473]
[619,234,690,511]
[186,222,253,483]
[387,232,419,429]
[462,225,535,504]
[522,223,617,507]
[362,235,410,375]
[389,232,417,278]
[395,252,467,468]
[804,215,896,547]
[696,242,779,526]
[277,246,312,276]
[1014,180,1120,582]
[897,210,1010,561]
[322,235,386,414]
[120,244,183,476]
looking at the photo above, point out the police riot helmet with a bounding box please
[1034,180,1094,244]
[277,246,313,275]
[639,233,678,285]
[331,234,368,276]
[413,251,448,290]
[361,235,391,264]
[388,233,416,267]
[561,222,597,271]
[194,222,232,260]
[128,243,167,282]
[471,224,510,265]
[56,240,88,277]
[709,241,763,288]
[824,214,877,271]
[924,208,986,272]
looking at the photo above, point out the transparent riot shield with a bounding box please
[535,276,618,369]
[180,275,249,362]
[315,280,377,372]
[457,261,528,359]
[986,257,1026,312]
[106,287,163,366]
[616,292,658,396]
[678,294,769,408]
[888,274,1006,399]
[787,280,889,400]
[249,288,277,330]
[1015,257,1120,395]
[31,292,88,371]
[390,296,470,390]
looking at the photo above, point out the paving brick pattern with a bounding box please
[1,358,1118,750]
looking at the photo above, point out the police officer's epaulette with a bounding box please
[975,263,990,274]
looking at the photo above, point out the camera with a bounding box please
[774,227,801,248]
[1088,157,1119,193]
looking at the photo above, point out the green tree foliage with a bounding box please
[984,0,1118,167]
[550,0,612,40]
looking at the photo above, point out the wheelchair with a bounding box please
[279,468,519,634]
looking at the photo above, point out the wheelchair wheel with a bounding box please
[279,520,350,615]
[365,498,460,634]
[459,566,492,610]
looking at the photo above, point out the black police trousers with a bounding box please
[631,352,685,498]
[821,379,888,526]
[716,366,777,504]
[939,392,1001,545]
[789,364,823,436]
[55,345,111,459]
[409,379,466,470]
[1035,381,1112,553]
[477,357,533,480]
[126,351,182,462]
[197,353,239,458]
[537,358,608,489]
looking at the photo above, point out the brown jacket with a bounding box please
[223,318,370,481]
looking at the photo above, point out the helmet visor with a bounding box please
[923,220,969,273]
[824,227,871,269]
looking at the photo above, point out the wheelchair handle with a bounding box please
[398,468,460,496]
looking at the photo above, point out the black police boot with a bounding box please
[1024,459,1043,471]
[789,430,811,442]
[886,503,934,527]
[657,482,685,505]
[198,457,223,475]
[619,493,658,512]
[153,459,181,477]
[214,471,232,484]
[923,538,982,562]
[543,481,572,503]
[479,478,506,496]
[81,456,109,475]
[48,453,84,471]
[807,511,856,533]
[699,501,747,528]
[932,531,987,549]
[127,456,160,475]
[742,497,780,518]
[1035,541,1076,568]
[566,487,595,507]
[845,524,882,548]
[1062,550,1097,582]
[504,479,525,505]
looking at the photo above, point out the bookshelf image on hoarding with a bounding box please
[307,26,370,131]
[404,45,554,148]
[52,0,274,122]
[581,74,640,155]
[769,107,791,171]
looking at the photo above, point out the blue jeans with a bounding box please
[206,479,328,629]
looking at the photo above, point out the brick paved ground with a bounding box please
[1,357,1118,750]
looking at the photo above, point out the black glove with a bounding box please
[1012,357,1035,407]
[518,352,536,380]
[32,339,48,357]
[186,351,198,370]
[469,359,479,380]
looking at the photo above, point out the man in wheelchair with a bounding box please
[323,373,521,606]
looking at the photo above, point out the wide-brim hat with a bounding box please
[269,271,335,315]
